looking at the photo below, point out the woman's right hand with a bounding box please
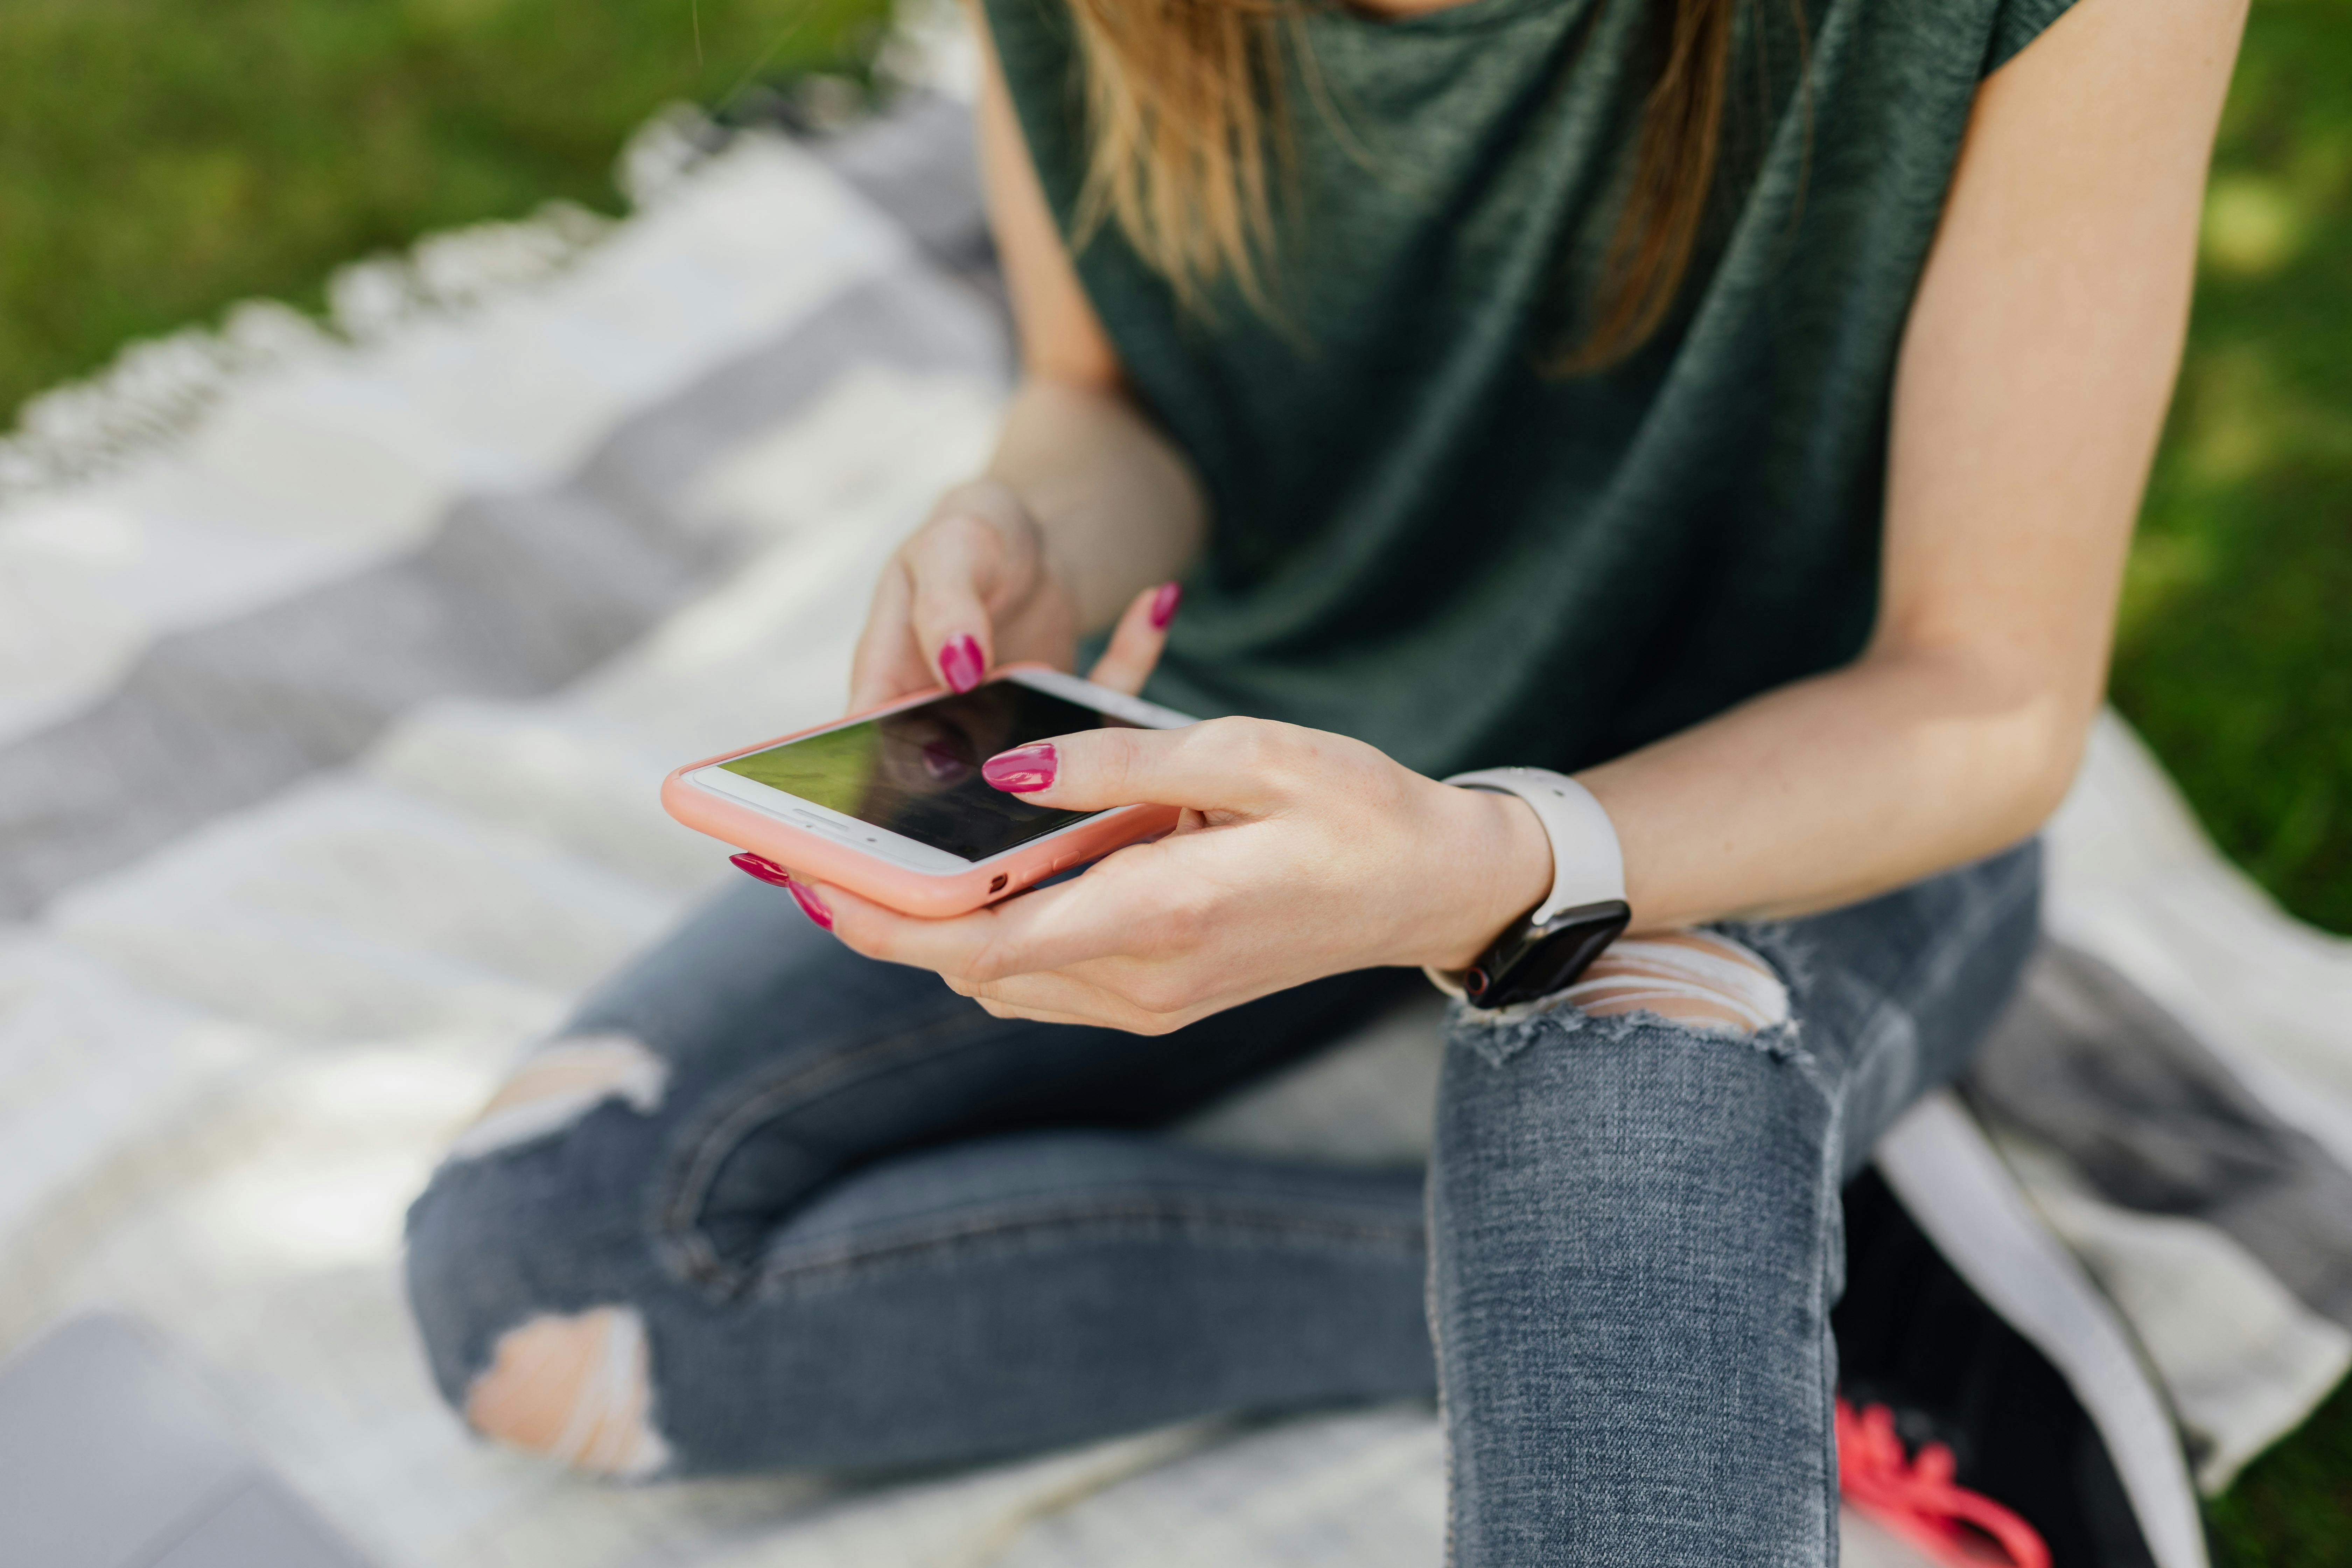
[847,476,1182,711]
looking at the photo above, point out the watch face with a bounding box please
[1465,901,1632,1009]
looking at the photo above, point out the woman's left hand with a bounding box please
[796,719,1553,1032]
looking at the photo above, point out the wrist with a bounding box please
[1418,784,1555,971]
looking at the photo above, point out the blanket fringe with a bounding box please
[0,0,979,514]
[0,106,743,512]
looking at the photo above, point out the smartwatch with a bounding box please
[1429,768,1632,1009]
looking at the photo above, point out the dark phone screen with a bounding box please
[716,681,1133,862]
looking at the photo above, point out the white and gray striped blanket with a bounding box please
[3,44,2347,1568]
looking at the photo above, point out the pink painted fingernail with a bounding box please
[1149,581,1182,630]
[981,742,1057,793]
[938,634,984,693]
[730,852,793,888]
[783,875,834,930]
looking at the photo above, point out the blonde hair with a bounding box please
[1063,0,1745,370]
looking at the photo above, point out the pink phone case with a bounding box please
[659,665,1181,918]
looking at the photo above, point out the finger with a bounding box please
[800,873,989,971]
[1084,581,1180,695]
[972,942,1282,1033]
[965,975,1137,1028]
[927,946,1126,1023]
[847,562,930,711]
[976,715,1299,816]
[905,512,1006,694]
[811,866,1163,986]
[967,969,1183,1033]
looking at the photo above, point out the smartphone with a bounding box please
[661,665,1197,917]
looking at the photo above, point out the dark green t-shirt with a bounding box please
[983,0,2077,778]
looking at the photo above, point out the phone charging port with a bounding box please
[988,874,1009,894]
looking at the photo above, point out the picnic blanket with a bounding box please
[4,15,2349,1564]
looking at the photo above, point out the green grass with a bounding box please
[2114,0,2352,941]
[2211,1378,2352,1568]
[0,0,889,422]
[2122,13,2352,1543]
[1,0,2348,1559]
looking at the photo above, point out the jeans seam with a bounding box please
[751,1197,1425,1295]
[1813,1080,1849,1566]
[1426,1167,1456,1568]
[652,1004,1014,1297]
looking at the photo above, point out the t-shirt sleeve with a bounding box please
[1983,0,2080,76]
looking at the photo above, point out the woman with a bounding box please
[406,0,2244,1557]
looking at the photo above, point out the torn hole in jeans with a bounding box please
[445,1032,670,1162]
[464,1305,673,1478]
[1563,931,1791,1035]
[1452,930,1800,1067]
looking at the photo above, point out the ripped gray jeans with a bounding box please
[405,841,2040,1567]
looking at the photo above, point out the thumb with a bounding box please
[977,716,1294,817]
[1084,581,1180,695]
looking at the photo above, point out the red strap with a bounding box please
[1836,1397,2052,1568]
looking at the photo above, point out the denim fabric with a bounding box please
[405,841,2039,1563]
[1432,844,2042,1566]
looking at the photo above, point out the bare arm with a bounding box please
[847,15,1204,707]
[1573,0,2248,932]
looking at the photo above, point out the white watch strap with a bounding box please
[1443,767,1624,925]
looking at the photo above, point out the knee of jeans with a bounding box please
[1447,929,1797,1073]
[456,1306,675,1478]
[406,1036,689,1479]
[1559,931,1790,1036]
[404,1194,678,1479]
[443,1031,670,1163]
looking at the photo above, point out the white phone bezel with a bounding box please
[679,667,1195,878]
